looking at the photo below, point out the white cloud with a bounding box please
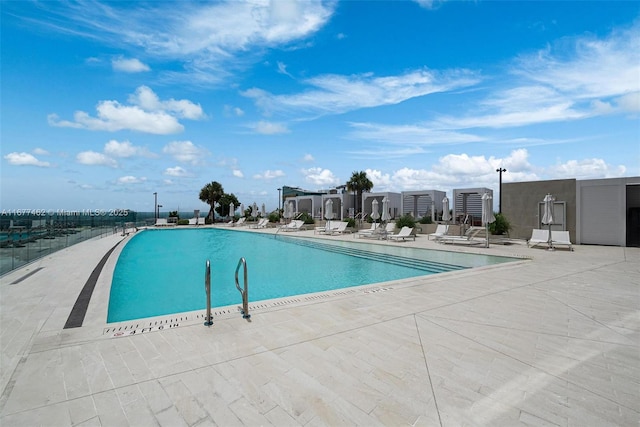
[242,68,480,117]
[547,158,627,180]
[302,167,339,186]
[48,86,204,134]
[117,175,147,184]
[277,61,293,77]
[253,169,285,180]
[232,169,244,178]
[164,166,188,177]
[76,151,118,167]
[103,139,152,158]
[251,120,290,135]
[617,91,640,113]
[162,140,208,165]
[302,154,314,162]
[4,152,51,167]
[32,1,335,86]
[224,105,245,117]
[112,57,150,73]
[128,86,205,120]
[32,148,50,156]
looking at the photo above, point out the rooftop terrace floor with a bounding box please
[1,226,638,426]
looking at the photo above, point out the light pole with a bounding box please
[277,188,282,214]
[153,192,158,223]
[157,204,163,219]
[496,168,507,213]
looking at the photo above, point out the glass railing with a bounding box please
[0,210,156,276]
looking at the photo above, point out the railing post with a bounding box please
[235,257,251,319]
[204,260,213,326]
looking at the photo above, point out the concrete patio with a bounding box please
[1,227,638,426]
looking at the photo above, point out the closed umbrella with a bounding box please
[371,199,380,227]
[324,198,334,230]
[481,192,495,248]
[251,203,258,221]
[381,197,390,223]
[542,193,555,250]
[442,196,451,223]
[261,203,266,218]
[229,203,235,220]
[240,204,245,218]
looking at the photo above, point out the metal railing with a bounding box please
[204,260,213,326]
[235,257,250,319]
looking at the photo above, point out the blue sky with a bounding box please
[1,0,639,213]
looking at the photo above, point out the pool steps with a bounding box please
[278,237,466,274]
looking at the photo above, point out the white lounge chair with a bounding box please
[439,227,483,245]
[527,229,549,248]
[188,218,197,225]
[279,220,306,232]
[356,222,379,237]
[197,217,205,226]
[326,221,349,235]
[428,224,449,240]
[251,218,269,228]
[233,217,247,227]
[551,230,574,251]
[388,226,415,241]
[155,218,168,227]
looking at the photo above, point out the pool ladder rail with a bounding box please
[235,257,251,320]
[204,258,251,327]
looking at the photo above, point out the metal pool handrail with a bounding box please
[204,260,213,326]
[235,257,251,319]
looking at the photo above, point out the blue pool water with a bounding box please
[108,228,514,322]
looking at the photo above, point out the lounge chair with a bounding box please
[325,221,349,235]
[155,218,168,227]
[439,227,483,245]
[233,217,247,227]
[357,222,390,239]
[388,226,416,241]
[551,230,574,251]
[197,217,205,226]
[279,220,306,232]
[428,224,448,240]
[527,229,549,248]
[188,218,197,225]
[356,222,379,237]
[251,218,269,229]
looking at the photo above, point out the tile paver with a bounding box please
[1,228,638,426]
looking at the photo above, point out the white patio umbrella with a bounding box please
[542,193,555,250]
[286,200,294,222]
[381,197,390,223]
[371,199,380,227]
[251,203,258,221]
[442,196,451,223]
[324,198,334,230]
[481,192,495,248]
[240,204,244,217]
[229,203,235,219]
[261,203,266,218]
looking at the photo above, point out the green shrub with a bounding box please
[177,219,190,225]
[344,218,356,228]
[489,213,511,235]
[299,212,315,225]
[395,214,416,229]
[268,212,280,223]
[419,215,432,224]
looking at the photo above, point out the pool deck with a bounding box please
[0,226,638,426]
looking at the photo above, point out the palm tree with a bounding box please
[346,171,373,215]
[199,181,224,222]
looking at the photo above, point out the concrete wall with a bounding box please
[502,179,576,241]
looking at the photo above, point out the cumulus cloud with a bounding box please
[32,148,50,156]
[253,169,285,180]
[163,166,188,177]
[302,154,314,162]
[112,57,150,73]
[117,175,147,184]
[4,152,51,167]
[162,140,208,165]
[104,139,154,158]
[224,105,245,117]
[76,151,118,167]
[48,86,204,134]
[232,169,244,178]
[250,121,290,135]
[547,158,627,179]
[302,167,339,186]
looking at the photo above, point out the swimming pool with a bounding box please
[108,228,515,322]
